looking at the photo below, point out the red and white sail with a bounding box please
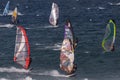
[14,26,31,69]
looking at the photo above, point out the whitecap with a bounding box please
[0,67,30,73]
[0,24,14,28]
[108,2,120,6]
[0,78,10,80]
[44,25,58,28]
[32,70,71,77]
[24,76,33,80]
[98,7,105,10]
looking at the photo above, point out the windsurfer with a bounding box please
[110,43,115,51]
[60,62,77,74]
[11,7,19,24]
[73,37,78,49]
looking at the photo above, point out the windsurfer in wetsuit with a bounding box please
[110,43,115,51]
[60,62,77,75]
[11,7,19,24]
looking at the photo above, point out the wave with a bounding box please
[0,67,30,73]
[83,78,89,80]
[0,24,14,28]
[32,70,70,77]
[24,76,33,80]
[35,42,61,51]
[0,78,10,80]
[0,76,33,80]
[98,7,105,10]
[44,25,58,28]
[36,14,40,16]
[86,6,105,10]
[72,7,76,10]
[84,51,90,54]
[108,2,120,6]
[45,42,61,51]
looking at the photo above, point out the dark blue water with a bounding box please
[0,0,120,80]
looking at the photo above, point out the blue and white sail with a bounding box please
[3,1,10,16]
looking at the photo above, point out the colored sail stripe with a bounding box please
[14,26,31,69]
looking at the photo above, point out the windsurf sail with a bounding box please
[3,1,10,16]
[102,19,116,52]
[11,7,18,24]
[64,20,74,44]
[14,26,31,69]
[49,2,59,26]
[60,20,76,74]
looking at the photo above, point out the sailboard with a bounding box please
[49,2,59,26]
[102,19,116,52]
[60,20,76,75]
[11,7,18,24]
[3,1,10,16]
[65,73,75,77]
[14,26,31,69]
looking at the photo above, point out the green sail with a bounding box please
[102,19,116,52]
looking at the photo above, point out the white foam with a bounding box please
[0,24,14,28]
[35,43,43,46]
[0,78,9,80]
[36,14,39,16]
[84,78,88,80]
[108,2,120,5]
[44,42,61,51]
[84,51,90,54]
[25,6,29,8]
[98,7,105,10]
[24,76,33,80]
[87,8,91,10]
[72,7,76,10]
[0,67,30,73]
[32,70,70,77]
[44,25,58,28]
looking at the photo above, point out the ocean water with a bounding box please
[0,0,120,80]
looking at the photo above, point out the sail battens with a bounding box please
[14,26,31,69]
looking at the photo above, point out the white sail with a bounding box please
[49,2,59,26]
[14,26,31,69]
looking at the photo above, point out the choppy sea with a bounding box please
[0,0,120,80]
